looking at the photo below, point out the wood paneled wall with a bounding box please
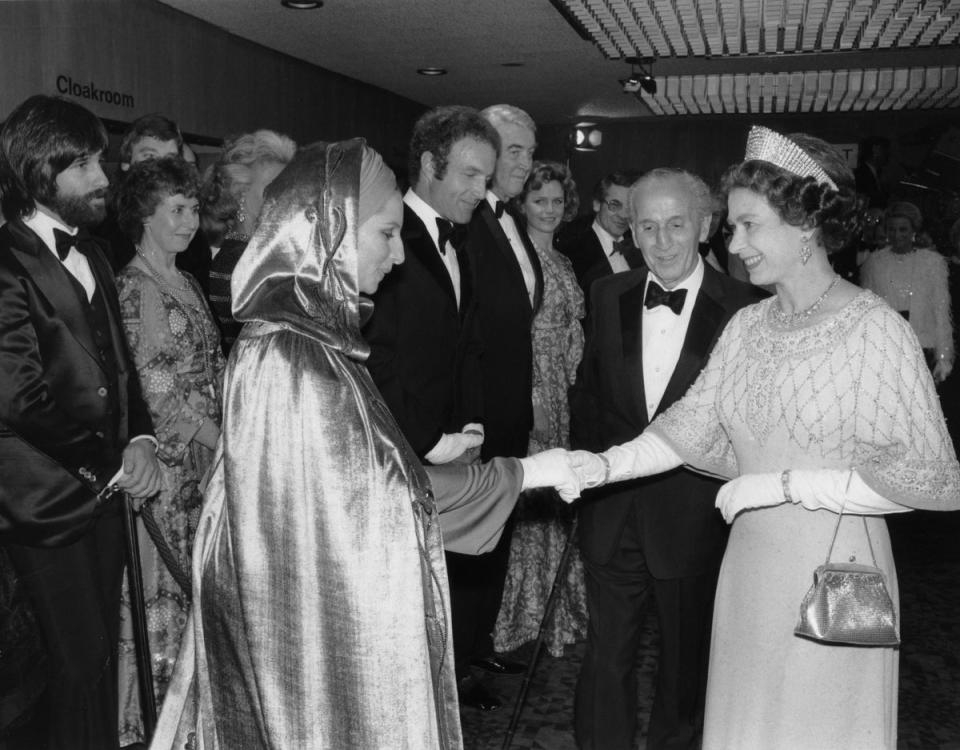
[0,0,426,168]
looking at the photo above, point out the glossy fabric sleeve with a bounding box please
[0,255,119,489]
[426,457,522,555]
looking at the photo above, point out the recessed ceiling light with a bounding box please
[417,68,447,76]
[281,0,322,8]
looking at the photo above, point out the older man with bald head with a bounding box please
[570,168,763,749]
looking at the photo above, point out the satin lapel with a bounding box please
[512,208,543,313]
[656,266,725,415]
[585,230,614,276]
[7,221,101,366]
[479,202,533,315]
[402,205,457,305]
[619,271,649,427]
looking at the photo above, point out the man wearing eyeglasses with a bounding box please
[558,172,645,307]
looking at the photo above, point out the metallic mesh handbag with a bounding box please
[794,475,900,647]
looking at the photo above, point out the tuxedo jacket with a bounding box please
[465,201,543,460]
[363,204,483,458]
[0,219,154,546]
[570,264,764,577]
[558,222,644,288]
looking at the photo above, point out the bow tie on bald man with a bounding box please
[644,280,687,315]
[53,227,96,261]
[436,218,468,255]
[493,199,506,218]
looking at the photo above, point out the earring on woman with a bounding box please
[235,195,247,228]
[799,235,812,265]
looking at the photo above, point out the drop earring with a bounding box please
[799,235,812,265]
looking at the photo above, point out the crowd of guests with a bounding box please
[0,91,959,750]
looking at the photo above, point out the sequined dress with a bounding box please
[115,266,225,745]
[649,290,960,750]
[494,243,588,656]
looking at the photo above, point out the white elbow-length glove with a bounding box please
[567,432,683,490]
[716,469,908,524]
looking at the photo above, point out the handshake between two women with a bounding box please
[517,431,909,524]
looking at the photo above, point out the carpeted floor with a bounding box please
[462,511,960,750]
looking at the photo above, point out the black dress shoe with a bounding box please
[458,676,502,711]
[471,655,526,675]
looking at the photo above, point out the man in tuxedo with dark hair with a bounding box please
[363,105,500,710]
[453,103,543,709]
[558,171,645,306]
[0,95,161,749]
[364,104,496,465]
[570,168,763,750]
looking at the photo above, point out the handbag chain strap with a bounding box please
[823,470,880,568]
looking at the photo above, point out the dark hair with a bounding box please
[119,113,183,166]
[198,162,240,246]
[592,171,641,204]
[721,133,859,252]
[408,105,500,187]
[514,161,579,222]
[0,95,108,220]
[115,156,199,244]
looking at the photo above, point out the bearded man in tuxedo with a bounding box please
[0,95,161,749]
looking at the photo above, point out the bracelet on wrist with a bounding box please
[781,469,794,504]
[598,453,611,485]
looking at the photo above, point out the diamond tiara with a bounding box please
[744,126,838,191]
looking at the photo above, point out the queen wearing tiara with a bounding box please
[552,126,960,749]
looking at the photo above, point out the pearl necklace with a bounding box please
[136,246,191,292]
[770,274,841,327]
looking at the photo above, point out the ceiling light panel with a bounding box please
[558,0,960,56]
[628,65,959,115]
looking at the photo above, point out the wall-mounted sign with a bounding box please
[56,75,135,109]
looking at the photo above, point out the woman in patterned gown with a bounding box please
[565,127,960,749]
[114,156,225,745]
[494,162,588,656]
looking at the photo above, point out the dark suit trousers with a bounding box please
[5,511,124,750]
[575,503,716,750]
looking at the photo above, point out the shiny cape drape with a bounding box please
[151,141,521,750]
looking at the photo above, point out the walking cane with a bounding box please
[501,511,579,750]
[121,492,158,738]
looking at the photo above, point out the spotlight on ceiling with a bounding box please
[417,68,447,76]
[281,0,322,8]
[574,123,602,152]
[621,57,657,96]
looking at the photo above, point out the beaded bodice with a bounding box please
[652,290,960,509]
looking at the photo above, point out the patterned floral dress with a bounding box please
[115,265,225,745]
[494,241,589,656]
[650,291,960,749]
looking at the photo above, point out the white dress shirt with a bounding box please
[642,258,705,421]
[592,220,631,274]
[487,191,536,306]
[405,189,461,308]
[24,208,97,301]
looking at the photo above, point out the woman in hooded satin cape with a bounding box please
[149,139,541,750]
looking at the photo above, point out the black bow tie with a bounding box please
[53,227,94,261]
[611,238,627,256]
[493,199,505,218]
[436,218,467,255]
[644,281,687,315]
